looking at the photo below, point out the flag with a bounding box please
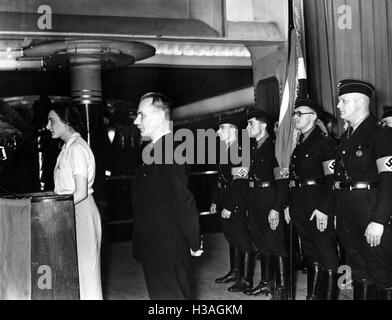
[275,28,307,177]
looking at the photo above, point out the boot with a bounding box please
[215,246,240,284]
[306,262,323,300]
[353,280,378,300]
[270,256,289,300]
[243,255,275,296]
[228,252,255,292]
[377,287,392,300]
[323,269,339,300]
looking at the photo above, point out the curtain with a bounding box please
[304,0,392,133]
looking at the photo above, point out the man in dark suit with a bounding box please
[131,92,201,300]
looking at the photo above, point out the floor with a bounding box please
[101,233,352,300]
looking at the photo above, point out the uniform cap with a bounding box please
[294,98,323,118]
[338,79,375,98]
[218,115,240,127]
[247,108,271,123]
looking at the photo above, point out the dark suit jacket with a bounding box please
[131,133,200,265]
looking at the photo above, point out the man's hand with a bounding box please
[310,209,328,232]
[221,208,232,219]
[284,207,291,225]
[365,222,384,247]
[268,209,280,230]
[209,203,217,214]
[191,238,204,257]
[190,248,204,257]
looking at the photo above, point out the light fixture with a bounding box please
[0,48,23,59]
[151,41,251,58]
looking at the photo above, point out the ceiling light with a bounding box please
[152,42,250,58]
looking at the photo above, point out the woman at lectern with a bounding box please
[46,102,103,300]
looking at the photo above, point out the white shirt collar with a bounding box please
[152,130,171,144]
[64,132,81,149]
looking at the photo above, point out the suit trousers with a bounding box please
[142,258,191,300]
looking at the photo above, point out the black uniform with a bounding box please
[289,125,340,300]
[248,136,287,257]
[244,136,290,299]
[212,138,256,292]
[213,141,253,253]
[334,115,392,292]
[289,126,338,269]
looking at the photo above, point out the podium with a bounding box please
[0,192,79,300]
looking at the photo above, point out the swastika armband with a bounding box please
[273,167,288,180]
[322,160,336,176]
[376,156,392,173]
[231,167,249,180]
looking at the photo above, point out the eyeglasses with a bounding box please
[292,111,315,117]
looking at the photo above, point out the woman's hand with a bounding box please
[73,174,88,205]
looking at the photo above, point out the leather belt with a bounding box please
[289,178,325,189]
[333,181,379,191]
[249,181,275,189]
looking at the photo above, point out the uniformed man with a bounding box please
[381,105,392,128]
[210,115,255,292]
[334,80,392,300]
[243,108,289,300]
[288,98,339,300]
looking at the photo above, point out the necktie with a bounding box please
[298,133,304,145]
[346,126,353,140]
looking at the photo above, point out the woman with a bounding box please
[46,102,103,300]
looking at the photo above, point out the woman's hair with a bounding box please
[49,102,85,134]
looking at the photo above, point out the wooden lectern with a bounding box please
[0,192,79,300]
